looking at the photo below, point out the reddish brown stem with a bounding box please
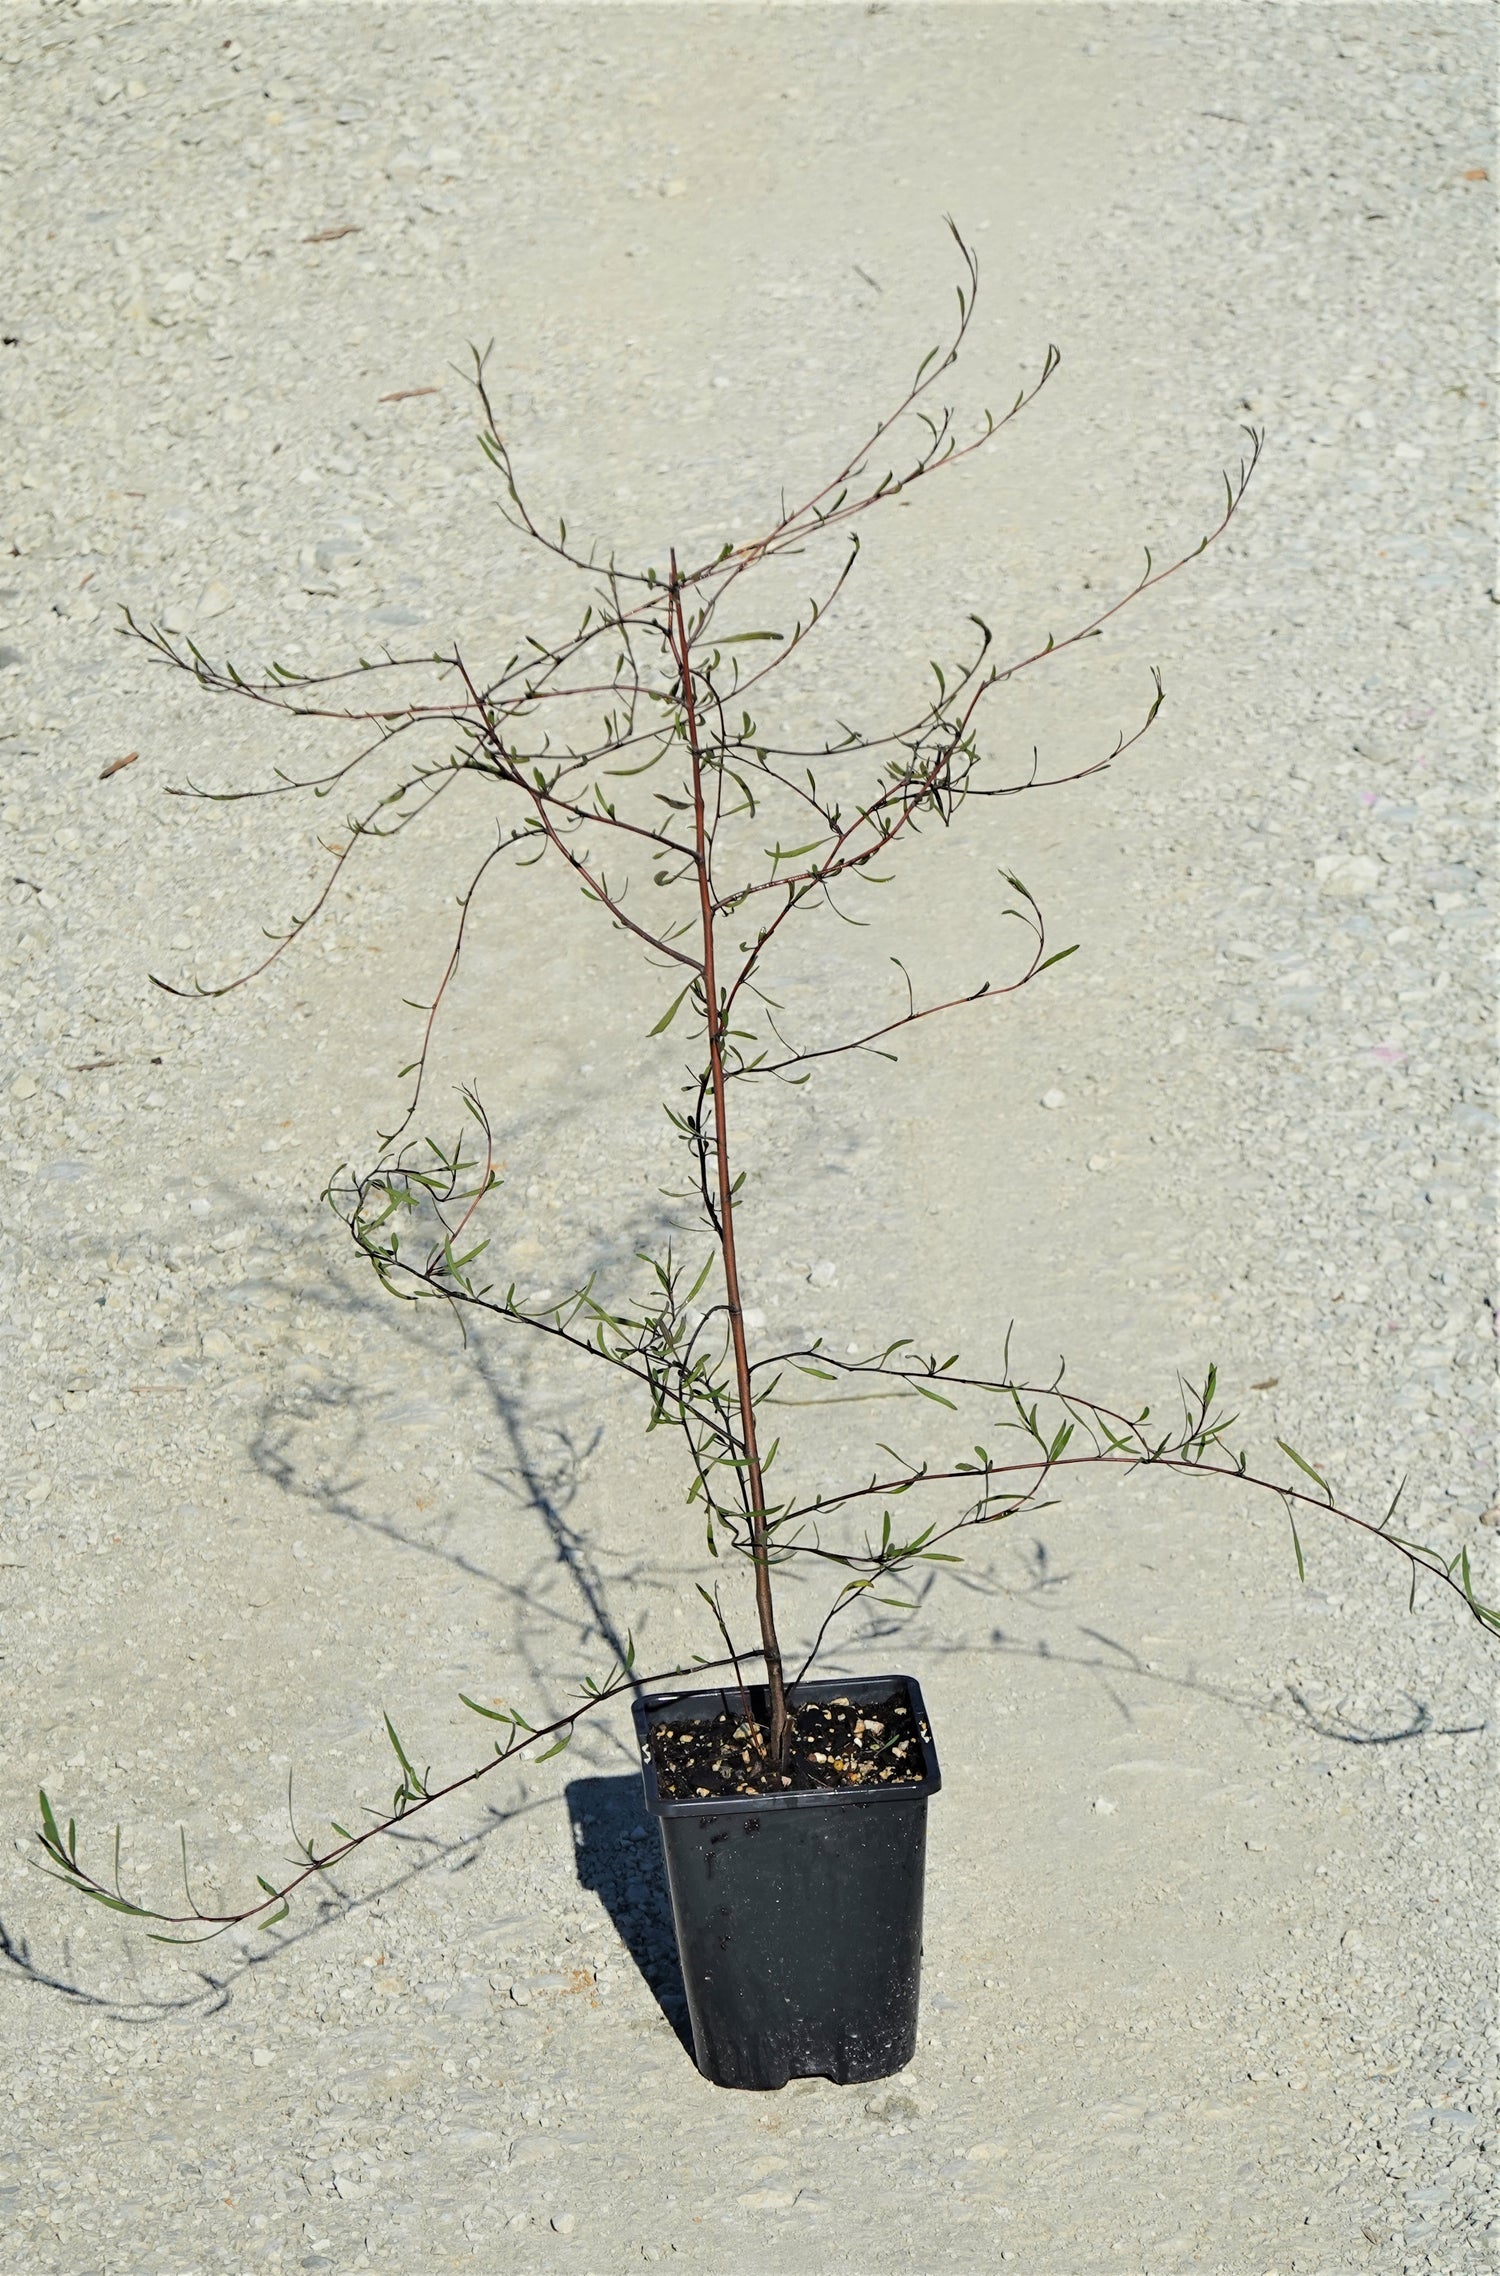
[669,559,790,1770]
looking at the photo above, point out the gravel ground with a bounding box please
[0,5,1495,2273]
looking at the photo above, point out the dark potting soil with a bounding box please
[648,1690,927,1801]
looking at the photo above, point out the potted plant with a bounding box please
[37,228,1497,2092]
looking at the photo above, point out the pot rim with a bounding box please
[632,1671,941,1819]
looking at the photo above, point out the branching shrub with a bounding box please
[37,228,1497,1939]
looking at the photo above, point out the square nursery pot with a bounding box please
[633,1673,941,2091]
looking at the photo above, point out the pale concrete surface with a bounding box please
[0,6,1494,2272]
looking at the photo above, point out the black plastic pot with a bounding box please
[633,1673,941,2091]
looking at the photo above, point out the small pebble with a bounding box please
[1040,1088,1068,1110]
[1314,851,1382,897]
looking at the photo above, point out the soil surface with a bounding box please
[647,1691,928,1801]
[0,7,1494,2276]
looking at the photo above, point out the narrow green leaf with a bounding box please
[38,1789,65,1862]
[1461,1544,1476,1605]
[383,1712,424,1794]
[649,982,695,1037]
[81,1889,154,1919]
[1276,1438,1332,1499]
[684,1251,716,1306]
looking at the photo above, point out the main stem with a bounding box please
[669,564,790,1770]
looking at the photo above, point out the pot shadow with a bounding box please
[564,1773,692,2055]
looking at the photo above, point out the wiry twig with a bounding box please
[37,1646,758,1937]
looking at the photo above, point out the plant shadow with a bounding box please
[564,1773,692,2056]
[233,1167,701,1707]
